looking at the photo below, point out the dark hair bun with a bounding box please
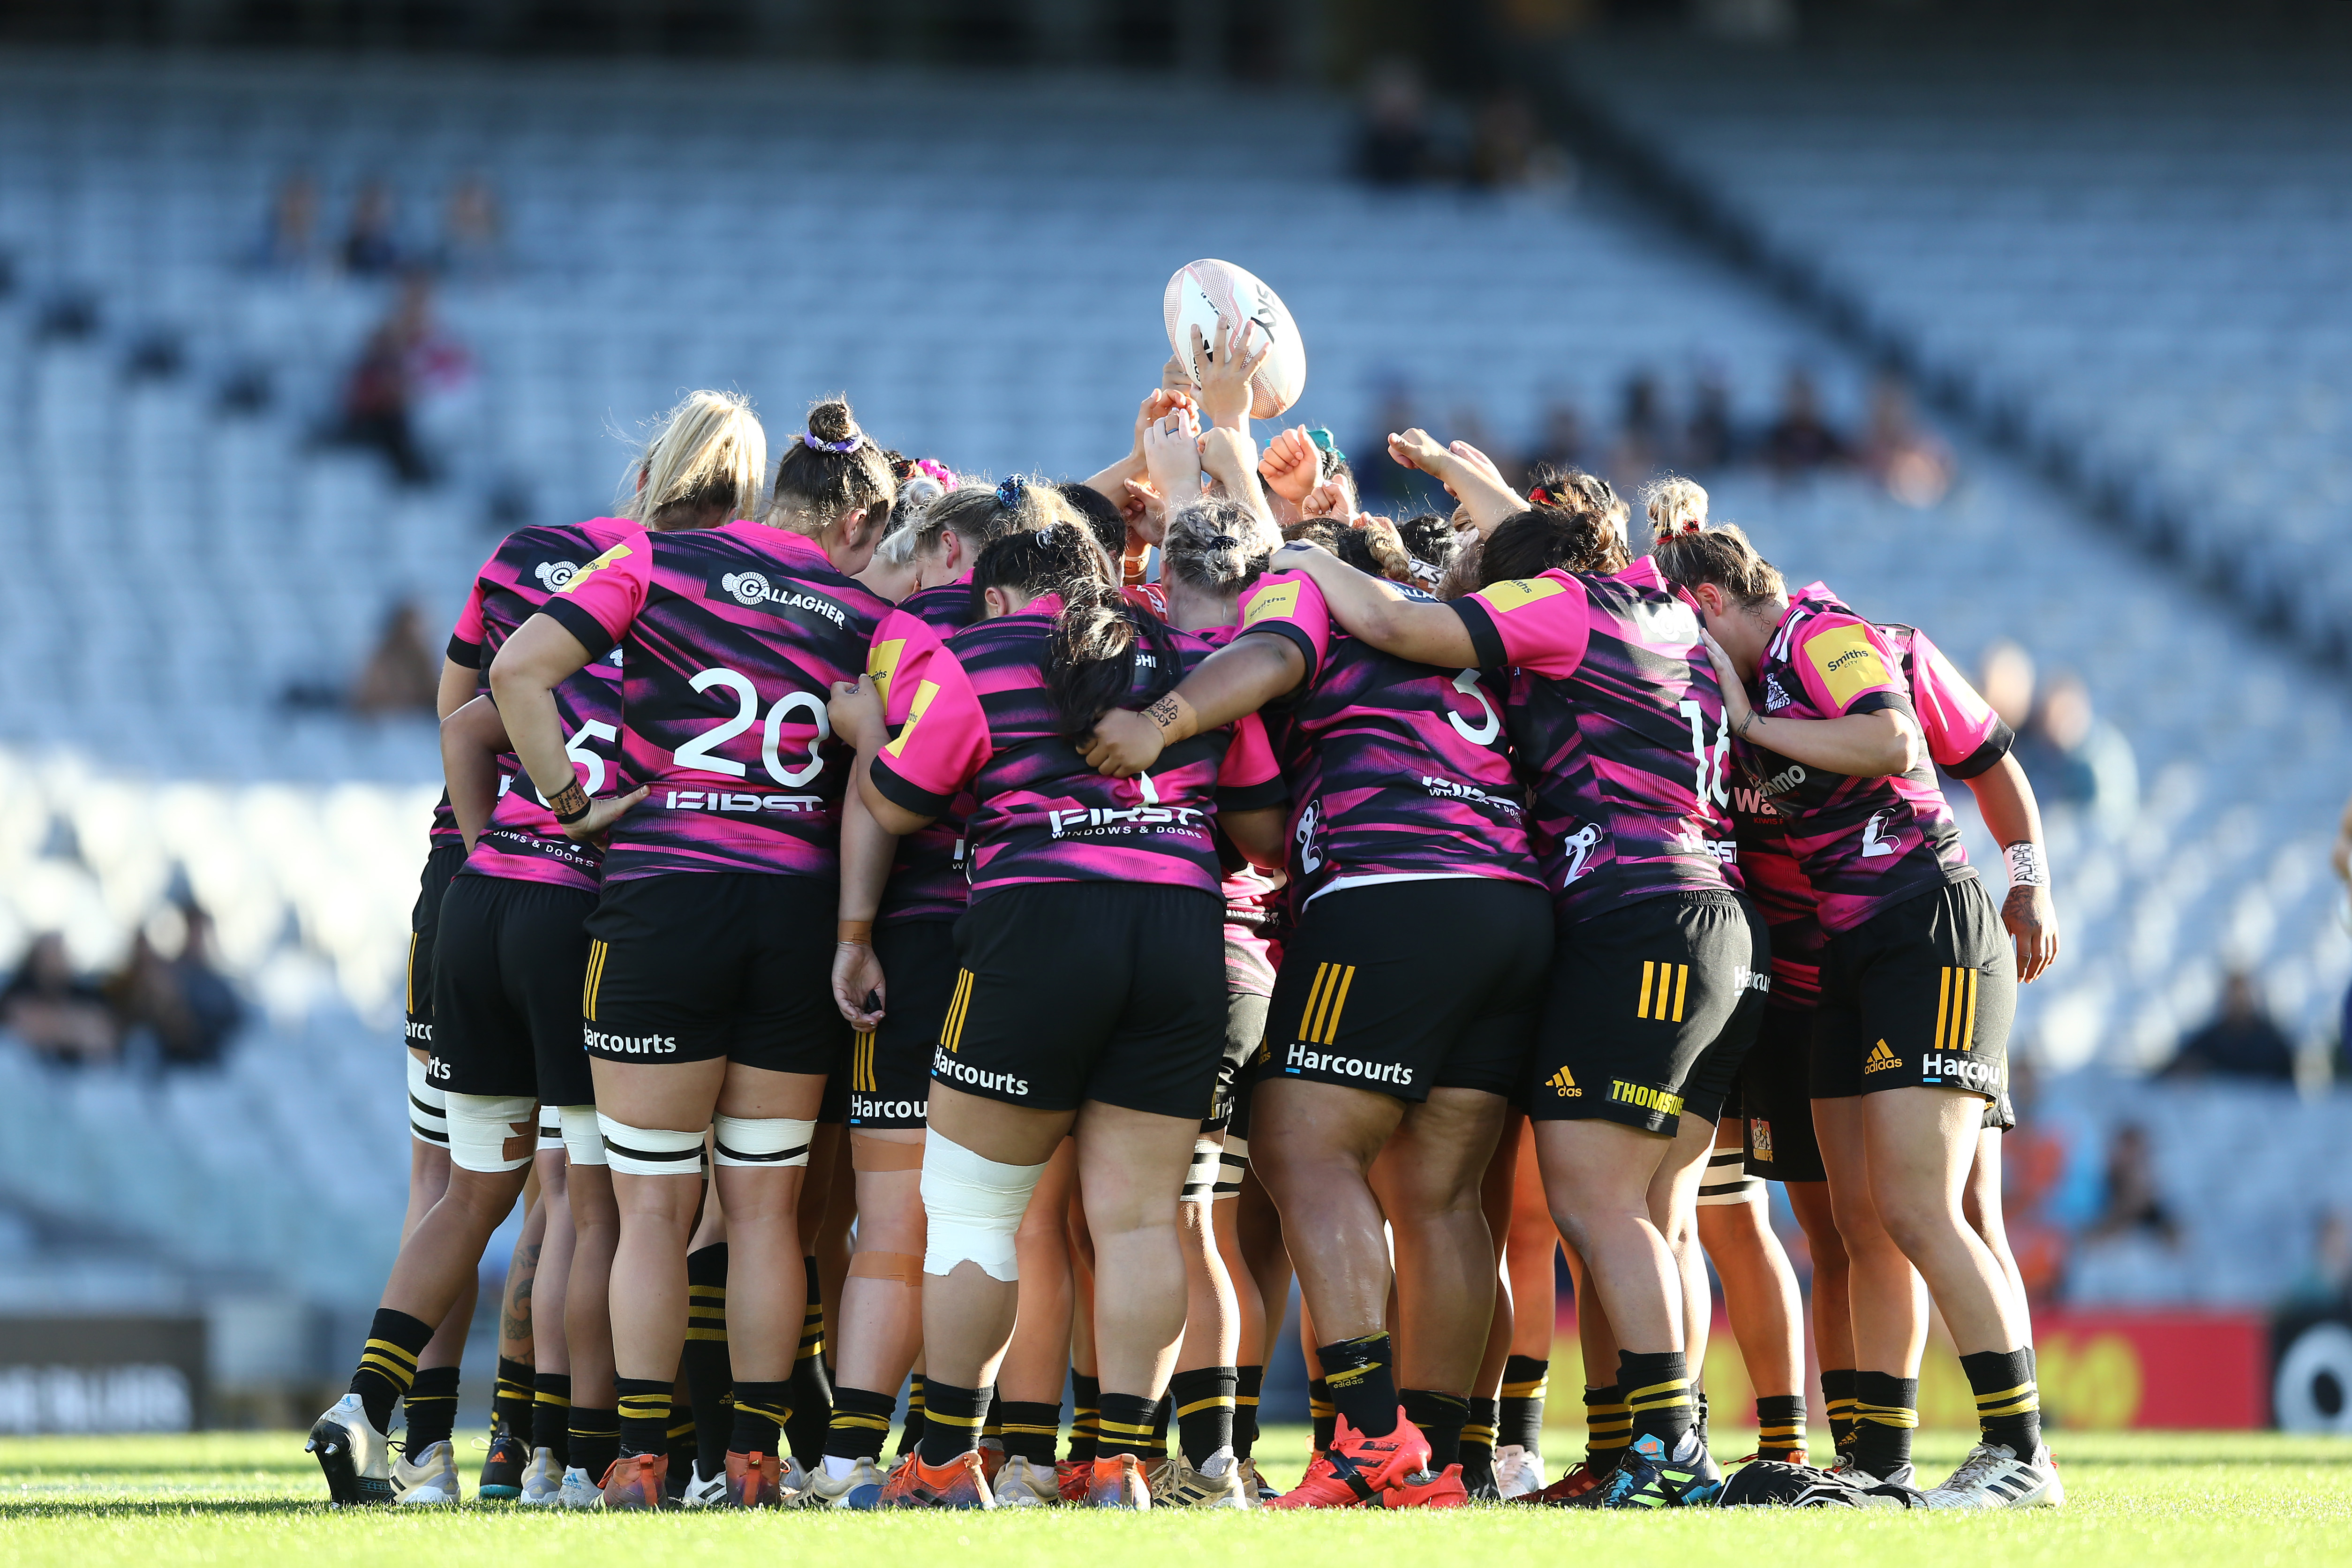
[807,398,859,446]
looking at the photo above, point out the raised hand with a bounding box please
[1259,424,1321,505]
[1194,317,1273,432]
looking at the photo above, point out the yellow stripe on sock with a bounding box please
[533,1391,573,1409]
[1501,1377,1549,1398]
[830,1412,891,1431]
[1175,1396,1236,1418]
[1855,1402,1920,1429]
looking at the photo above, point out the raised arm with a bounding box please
[1388,427,1527,537]
[1277,543,1479,667]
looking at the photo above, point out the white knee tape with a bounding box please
[446,1093,539,1174]
[558,1105,606,1168]
[1179,1135,1223,1205]
[597,1114,706,1177]
[920,1131,1047,1282]
[712,1115,815,1168]
[407,1053,448,1146]
[538,1113,564,1153]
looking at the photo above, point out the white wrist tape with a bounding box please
[920,1131,1047,1282]
[446,1093,539,1174]
[2003,842,2048,888]
[597,1114,706,1177]
[407,1052,449,1147]
[712,1115,816,1168]
[558,1105,606,1168]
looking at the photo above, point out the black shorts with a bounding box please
[1740,1004,1825,1184]
[1212,990,1271,1137]
[936,882,1225,1117]
[845,920,953,1130]
[582,872,847,1075]
[1525,890,1770,1135]
[431,874,598,1106]
[406,842,468,1053]
[1263,877,1552,1104]
[1811,877,2014,1103]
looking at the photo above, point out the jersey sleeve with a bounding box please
[541,536,648,657]
[1908,627,2013,778]
[868,640,992,820]
[445,580,487,668]
[1451,571,1590,677]
[867,607,952,720]
[1214,712,1289,813]
[1234,570,1331,686]
[1789,612,1915,720]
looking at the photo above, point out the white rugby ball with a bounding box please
[1164,258,1307,420]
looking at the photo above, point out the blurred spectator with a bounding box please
[2085,1123,2180,1248]
[328,275,474,487]
[1862,375,1956,508]
[2015,671,2137,828]
[254,171,319,272]
[1355,61,1437,187]
[1609,371,1666,484]
[436,174,504,279]
[108,905,243,1070]
[0,934,118,1066]
[1978,638,2035,733]
[1684,368,1736,471]
[1760,368,1849,475]
[2281,1208,2352,1314]
[342,179,402,276]
[349,600,441,716]
[2162,970,2297,1083]
[1519,398,1585,487]
[1466,93,1570,192]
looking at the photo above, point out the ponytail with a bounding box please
[972,521,1178,739]
[1160,498,1268,599]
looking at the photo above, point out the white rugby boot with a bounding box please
[306,1394,395,1507]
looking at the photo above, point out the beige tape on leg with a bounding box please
[847,1251,926,1287]
[852,1131,926,1171]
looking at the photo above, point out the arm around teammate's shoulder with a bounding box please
[1270,543,1478,668]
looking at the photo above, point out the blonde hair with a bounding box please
[1643,475,1709,540]
[625,390,766,527]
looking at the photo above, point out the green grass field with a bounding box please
[4,1428,2347,1568]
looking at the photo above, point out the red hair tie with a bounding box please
[1528,486,1557,507]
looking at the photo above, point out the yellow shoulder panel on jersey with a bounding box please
[1241,580,1301,626]
[559,540,633,592]
[882,679,939,759]
[868,638,906,705]
[1473,575,1569,615]
[1804,621,1894,709]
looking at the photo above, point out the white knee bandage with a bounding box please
[446,1093,539,1174]
[1179,1135,1223,1205]
[1216,1133,1248,1199]
[538,1114,564,1153]
[712,1115,815,1169]
[597,1114,706,1177]
[558,1105,605,1168]
[920,1131,1047,1282]
[1695,1144,1763,1207]
[407,1054,448,1146]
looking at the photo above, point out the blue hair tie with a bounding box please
[801,431,861,454]
[996,475,1026,508]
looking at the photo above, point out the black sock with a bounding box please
[668,1410,698,1477]
[1500,1355,1548,1450]
[983,1384,1003,1447]
[1850,1372,1918,1478]
[349,1308,434,1433]
[730,1378,791,1457]
[1169,1367,1237,1465]
[1756,1393,1806,1462]
[1318,1334,1399,1439]
[897,1374,927,1455]
[1067,1374,1100,1462]
[1096,1391,1158,1462]
[1585,1384,1630,1465]
[493,1356,534,1438]
[683,1244,733,1477]
[1821,1368,1858,1453]
[1234,1365,1264,1461]
[1616,1350,1693,1455]
[996,1399,1061,1465]
[532,1373,572,1464]
[1960,1348,2042,1457]
[1307,1378,1335,1452]
[918,1380,989,1467]
[1461,1396,1499,1479]
[570,1407,618,1483]
[785,1257,833,1463]
[615,1376,672,1458]
[826,1385,898,1462]
[402,1365,460,1458]
[1402,1388,1470,1469]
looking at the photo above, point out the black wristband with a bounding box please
[547,781,590,824]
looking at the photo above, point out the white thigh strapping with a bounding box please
[596,1114,705,1177]
[558,1105,606,1168]
[407,1053,448,1146]
[445,1093,538,1174]
[712,1115,815,1168]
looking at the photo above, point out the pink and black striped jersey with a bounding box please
[867,595,1287,902]
[1735,584,2011,939]
[868,582,981,923]
[1236,569,1540,907]
[542,521,888,882]
[448,519,637,892]
[1455,557,1737,921]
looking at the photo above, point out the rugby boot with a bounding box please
[1156,1447,1252,1508]
[991,1454,1062,1508]
[392,1439,461,1505]
[780,1455,815,1502]
[555,1466,602,1508]
[1380,1464,1471,1509]
[724,1449,784,1507]
[517,1447,565,1506]
[1920,1443,2065,1510]
[879,1450,995,1509]
[1517,1459,1605,1505]
[795,1456,888,1509]
[1085,1454,1152,1510]
[1589,1429,1721,1509]
[476,1420,527,1500]
[1265,1411,1432,1509]
[307,1393,395,1507]
[598,1451,671,1510]
[678,1460,726,1509]
[977,1436,1007,1485]
[1243,1457,1283,1503]
[1493,1444,1545,1500]
[1055,1458,1092,1502]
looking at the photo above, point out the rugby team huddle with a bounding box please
[308,318,2066,1515]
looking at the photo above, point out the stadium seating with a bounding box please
[0,52,2344,1312]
